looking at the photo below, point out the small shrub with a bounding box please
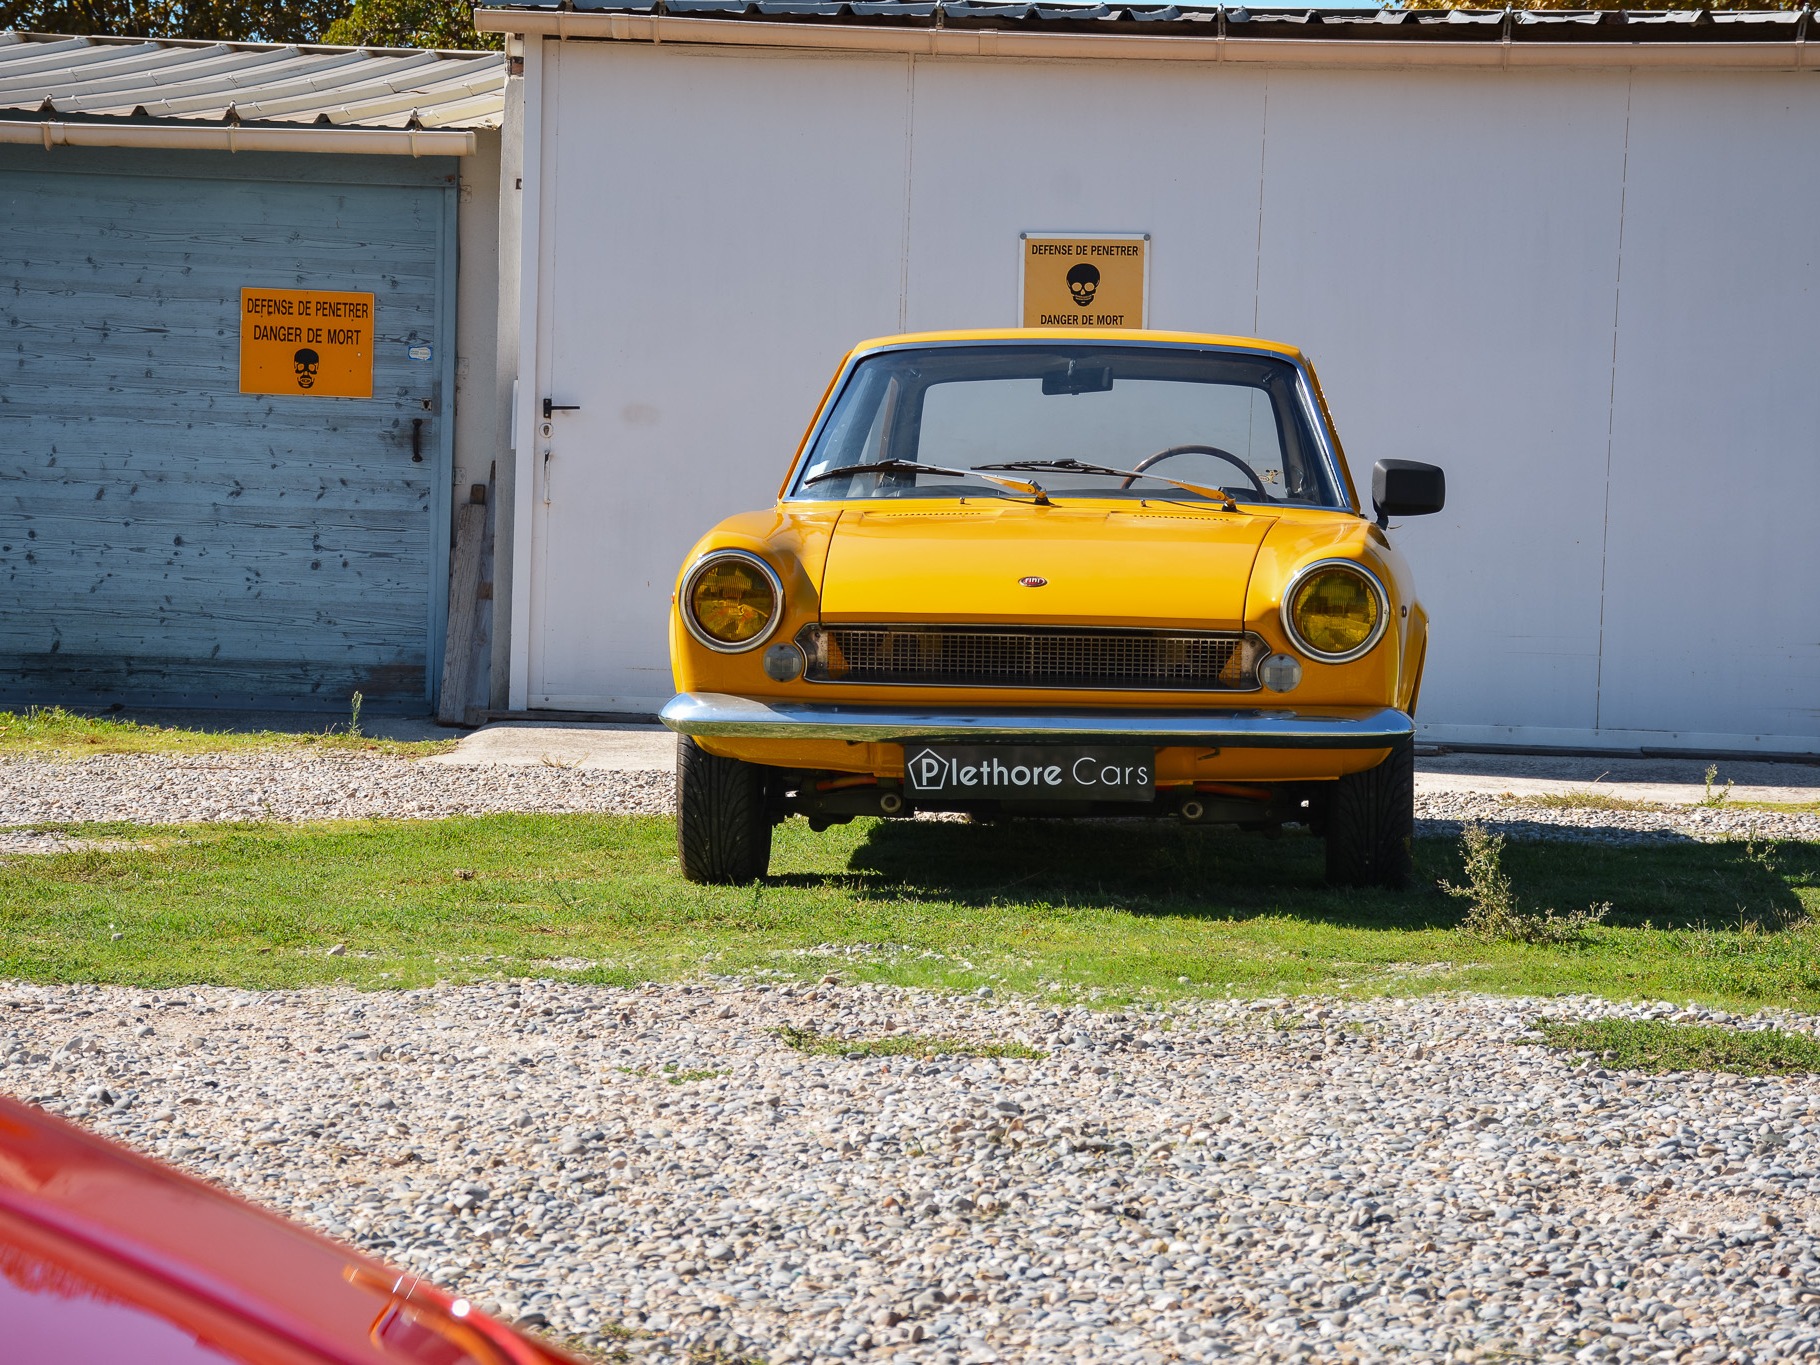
[1699,763,1734,808]
[1442,824,1609,946]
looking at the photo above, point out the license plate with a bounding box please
[901,744,1155,803]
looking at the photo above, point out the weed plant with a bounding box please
[1700,764,1735,808]
[1442,824,1609,946]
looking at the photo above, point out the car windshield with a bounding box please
[789,343,1345,508]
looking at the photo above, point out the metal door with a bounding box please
[0,145,456,710]
[519,42,910,713]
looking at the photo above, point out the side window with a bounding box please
[801,368,897,480]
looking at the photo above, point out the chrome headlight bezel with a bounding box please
[680,549,785,654]
[1281,558,1390,664]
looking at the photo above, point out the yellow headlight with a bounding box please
[1287,563,1384,659]
[686,554,779,649]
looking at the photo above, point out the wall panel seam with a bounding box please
[1593,72,1633,737]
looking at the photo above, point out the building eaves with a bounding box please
[0,31,506,131]
[473,1,1815,49]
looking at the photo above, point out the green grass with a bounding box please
[1516,791,1665,814]
[776,1023,1045,1061]
[2,814,1818,1009]
[0,706,455,759]
[1514,792,1820,816]
[618,1064,733,1085]
[1536,1017,1820,1076]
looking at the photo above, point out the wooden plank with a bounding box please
[437,500,487,725]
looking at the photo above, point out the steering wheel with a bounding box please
[1119,444,1269,497]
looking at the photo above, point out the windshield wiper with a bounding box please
[973,458,1238,512]
[801,459,1050,504]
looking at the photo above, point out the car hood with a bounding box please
[817,503,1275,630]
[0,1096,581,1365]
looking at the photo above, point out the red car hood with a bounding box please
[0,1096,578,1365]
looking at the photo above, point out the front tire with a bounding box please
[676,736,772,884]
[1323,736,1414,889]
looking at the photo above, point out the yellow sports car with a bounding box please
[661,329,1444,888]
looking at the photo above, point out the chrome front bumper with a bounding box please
[660,692,1412,749]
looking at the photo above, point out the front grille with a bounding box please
[799,624,1260,691]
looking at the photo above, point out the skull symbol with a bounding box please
[1066,262,1100,308]
[293,347,320,390]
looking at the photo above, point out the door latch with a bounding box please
[542,398,581,419]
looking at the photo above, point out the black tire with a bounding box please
[676,736,772,884]
[1323,736,1414,889]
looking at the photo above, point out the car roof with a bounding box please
[845,327,1308,364]
[0,1096,573,1365]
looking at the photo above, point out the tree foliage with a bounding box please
[0,0,346,42]
[0,0,497,48]
[321,0,498,50]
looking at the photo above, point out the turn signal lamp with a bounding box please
[1258,653,1303,693]
[763,642,806,681]
[683,551,782,651]
[1284,561,1387,662]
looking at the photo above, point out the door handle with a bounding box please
[411,418,424,463]
[542,398,581,419]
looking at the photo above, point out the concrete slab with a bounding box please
[1415,751,1820,807]
[427,722,675,771]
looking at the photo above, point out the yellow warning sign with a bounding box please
[1020,233,1148,330]
[239,288,375,398]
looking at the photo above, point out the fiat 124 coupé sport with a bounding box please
[661,330,1444,888]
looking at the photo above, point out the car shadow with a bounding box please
[783,817,1818,935]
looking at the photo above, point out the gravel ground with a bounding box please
[0,753,677,826]
[2,752,1817,846]
[4,981,1818,1365]
[1409,793,1820,847]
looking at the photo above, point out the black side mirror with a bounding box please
[1372,459,1445,525]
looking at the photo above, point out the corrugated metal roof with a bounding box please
[474,1,1814,45]
[0,32,505,131]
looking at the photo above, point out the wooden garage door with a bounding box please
[0,145,454,710]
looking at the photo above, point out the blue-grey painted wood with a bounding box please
[0,146,457,710]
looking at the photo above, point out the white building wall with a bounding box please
[1596,73,1820,749]
[512,39,1820,753]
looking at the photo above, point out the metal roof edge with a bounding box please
[3,29,498,59]
[0,112,478,154]
[471,7,1819,67]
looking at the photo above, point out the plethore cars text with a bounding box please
[661,329,1444,888]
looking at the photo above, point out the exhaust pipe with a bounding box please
[1179,799,1205,823]
[879,792,905,816]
